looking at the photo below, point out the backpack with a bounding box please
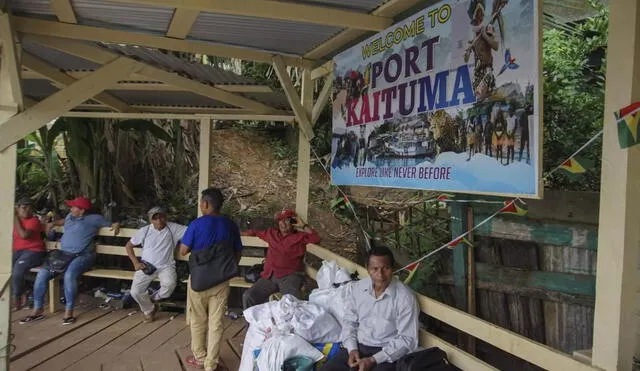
[395,347,455,371]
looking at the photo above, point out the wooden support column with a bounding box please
[592,0,640,369]
[295,70,313,220]
[0,11,22,371]
[198,117,212,206]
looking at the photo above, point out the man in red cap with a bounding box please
[20,196,119,325]
[241,209,320,309]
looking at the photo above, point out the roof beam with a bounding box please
[311,60,333,80]
[21,52,136,112]
[305,0,426,60]
[14,17,315,68]
[22,69,273,92]
[104,0,392,31]
[312,77,332,125]
[62,111,295,121]
[50,0,77,24]
[272,55,314,141]
[0,56,141,150]
[20,35,282,113]
[166,8,199,39]
[0,12,23,110]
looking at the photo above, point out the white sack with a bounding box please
[256,333,324,371]
[309,281,354,326]
[238,324,268,371]
[291,301,342,343]
[316,260,339,289]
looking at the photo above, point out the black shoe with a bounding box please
[62,316,76,325]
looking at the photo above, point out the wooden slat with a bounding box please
[11,306,107,361]
[11,310,129,371]
[31,312,143,371]
[229,276,252,288]
[66,313,172,371]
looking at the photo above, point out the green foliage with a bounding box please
[543,0,607,191]
[329,195,354,223]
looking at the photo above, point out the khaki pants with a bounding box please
[130,266,177,315]
[188,279,230,371]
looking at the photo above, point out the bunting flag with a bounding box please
[436,193,456,202]
[403,262,421,284]
[499,199,528,216]
[558,156,592,179]
[615,102,640,149]
[446,236,473,248]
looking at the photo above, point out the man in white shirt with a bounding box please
[320,246,420,371]
[126,206,187,322]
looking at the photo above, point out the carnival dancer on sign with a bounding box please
[464,0,509,100]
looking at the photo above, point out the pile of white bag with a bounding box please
[239,261,357,371]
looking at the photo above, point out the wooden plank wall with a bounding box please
[447,190,598,357]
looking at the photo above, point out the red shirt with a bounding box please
[246,228,321,279]
[13,216,45,252]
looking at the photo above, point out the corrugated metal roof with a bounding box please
[103,44,255,85]
[23,40,101,70]
[10,0,53,16]
[189,12,342,55]
[23,79,58,99]
[72,0,173,34]
[293,0,384,12]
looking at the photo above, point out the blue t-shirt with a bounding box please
[61,214,112,254]
[181,215,243,253]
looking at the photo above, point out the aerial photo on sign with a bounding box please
[330,0,541,198]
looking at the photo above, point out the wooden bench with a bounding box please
[37,227,267,313]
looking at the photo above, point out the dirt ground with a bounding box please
[207,128,360,260]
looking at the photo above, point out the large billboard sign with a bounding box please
[330,0,542,198]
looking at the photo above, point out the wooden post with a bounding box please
[198,117,212,213]
[450,202,468,349]
[466,206,476,355]
[0,11,22,370]
[295,69,313,221]
[592,0,640,369]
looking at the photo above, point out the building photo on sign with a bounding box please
[330,0,542,198]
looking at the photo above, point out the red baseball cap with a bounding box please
[65,197,93,210]
[275,209,297,221]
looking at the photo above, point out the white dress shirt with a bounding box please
[341,277,420,364]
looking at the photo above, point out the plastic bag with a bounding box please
[309,281,354,326]
[316,261,339,289]
[291,302,342,343]
[239,324,268,371]
[256,333,324,371]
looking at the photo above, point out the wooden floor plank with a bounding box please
[10,310,129,371]
[66,313,172,371]
[221,338,241,371]
[11,305,107,360]
[140,346,184,371]
[31,312,143,371]
[102,358,143,371]
[101,314,187,369]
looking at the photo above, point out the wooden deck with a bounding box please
[9,302,248,371]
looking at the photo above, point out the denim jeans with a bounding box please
[33,251,95,311]
[12,249,46,299]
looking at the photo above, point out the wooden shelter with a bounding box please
[0,0,638,370]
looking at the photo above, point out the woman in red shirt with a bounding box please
[12,197,46,310]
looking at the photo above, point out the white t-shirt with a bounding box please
[130,222,187,269]
[506,116,517,133]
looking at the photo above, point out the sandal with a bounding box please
[19,314,44,324]
[62,316,76,325]
[185,355,204,369]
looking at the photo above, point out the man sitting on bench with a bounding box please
[20,196,120,325]
[240,209,320,309]
[125,206,187,322]
[320,246,419,371]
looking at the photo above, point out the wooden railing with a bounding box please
[46,228,599,370]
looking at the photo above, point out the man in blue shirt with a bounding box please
[181,188,242,371]
[20,197,119,325]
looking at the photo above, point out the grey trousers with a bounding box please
[242,273,304,309]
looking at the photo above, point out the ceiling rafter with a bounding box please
[50,0,77,24]
[166,8,199,39]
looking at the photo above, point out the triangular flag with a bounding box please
[500,199,528,216]
[559,157,586,174]
[616,103,640,148]
[446,236,473,248]
[403,262,421,284]
[436,193,455,201]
